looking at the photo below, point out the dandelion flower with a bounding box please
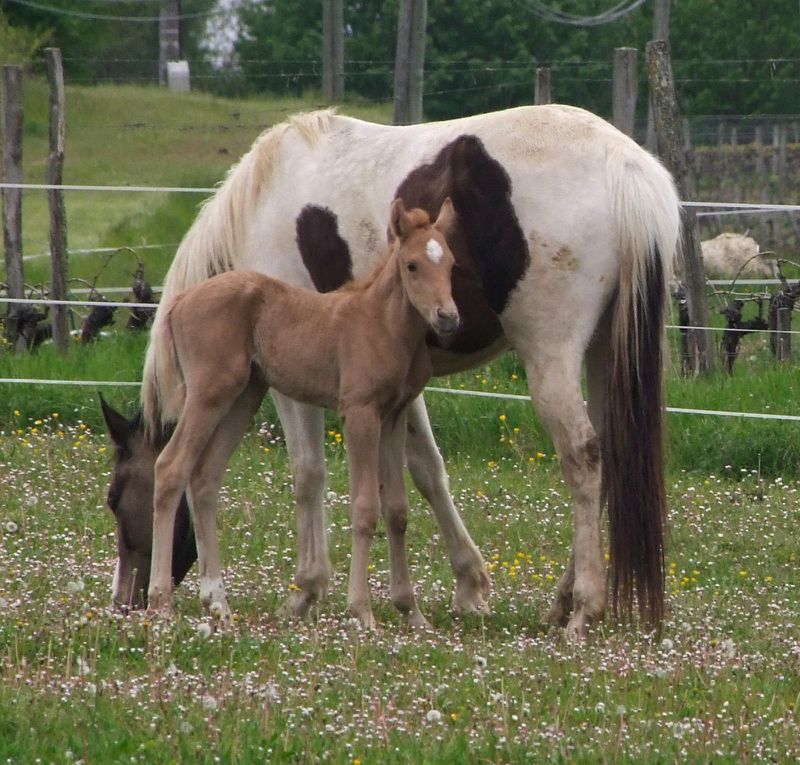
[4,521,18,534]
[426,709,443,723]
[196,622,213,639]
[66,578,85,594]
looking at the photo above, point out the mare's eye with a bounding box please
[407,262,418,273]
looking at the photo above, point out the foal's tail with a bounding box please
[141,298,186,440]
[604,146,680,626]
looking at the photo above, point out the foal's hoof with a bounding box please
[452,569,491,615]
[277,590,317,621]
[346,607,377,632]
[406,610,433,631]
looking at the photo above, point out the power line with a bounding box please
[511,0,648,26]
[5,0,221,22]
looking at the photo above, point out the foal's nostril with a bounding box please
[435,307,460,334]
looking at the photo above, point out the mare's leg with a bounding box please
[379,414,429,629]
[149,392,240,611]
[405,396,490,614]
[270,392,331,618]
[187,379,267,619]
[546,315,611,628]
[343,406,381,629]
[520,345,605,639]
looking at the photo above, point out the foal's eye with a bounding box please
[407,262,418,273]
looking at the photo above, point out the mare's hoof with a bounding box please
[546,597,572,628]
[208,600,232,622]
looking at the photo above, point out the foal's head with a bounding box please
[100,395,196,609]
[390,197,460,338]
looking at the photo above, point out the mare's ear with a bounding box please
[434,197,456,236]
[389,198,414,241]
[99,392,131,447]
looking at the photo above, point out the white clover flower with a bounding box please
[4,521,17,534]
[202,695,218,711]
[196,622,213,639]
[425,709,443,723]
[722,638,736,659]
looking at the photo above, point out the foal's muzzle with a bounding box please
[433,307,460,338]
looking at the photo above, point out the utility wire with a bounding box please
[511,0,648,26]
[4,0,221,22]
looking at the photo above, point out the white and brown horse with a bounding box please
[143,199,458,628]
[106,105,680,636]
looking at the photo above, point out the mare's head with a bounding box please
[389,197,460,338]
[100,395,196,610]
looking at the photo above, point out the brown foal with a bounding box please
[143,198,459,629]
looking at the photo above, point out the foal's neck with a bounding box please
[362,250,426,344]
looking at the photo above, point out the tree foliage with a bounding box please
[3,0,799,119]
[233,0,800,120]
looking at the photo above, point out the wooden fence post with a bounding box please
[534,67,551,105]
[612,47,637,138]
[46,48,69,354]
[393,0,427,125]
[776,307,791,362]
[2,65,26,350]
[322,0,344,101]
[646,39,714,375]
[159,0,180,86]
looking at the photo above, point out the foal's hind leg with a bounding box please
[149,394,239,611]
[379,414,430,629]
[188,379,267,620]
[405,396,491,614]
[271,392,331,619]
[522,349,605,639]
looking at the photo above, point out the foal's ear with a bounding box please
[99,392,132,447]
[434,197,456,236]
[389,198,414,241]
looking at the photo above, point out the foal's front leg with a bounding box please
[379,414,430,629]
[343,406,381,630]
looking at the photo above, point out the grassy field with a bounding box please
[2,83,800,761]
[0,421,798,763]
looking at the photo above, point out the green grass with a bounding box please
[11,80,391,290]
[0,425,798,763]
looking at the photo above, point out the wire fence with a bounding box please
[1,184,799,423]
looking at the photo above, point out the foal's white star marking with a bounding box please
[426,238,444,263]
